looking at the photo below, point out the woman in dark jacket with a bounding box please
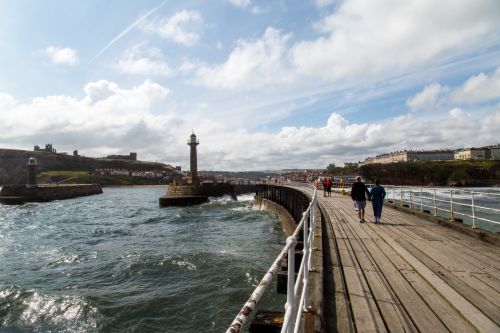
[369,179,386,224]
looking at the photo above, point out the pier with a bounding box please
[236,184,500,333]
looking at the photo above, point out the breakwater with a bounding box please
[0,184,102,204]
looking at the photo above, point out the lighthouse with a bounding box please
[187,132,199,184]
[27,157,38,187]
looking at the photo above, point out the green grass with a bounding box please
[39,171,90,178]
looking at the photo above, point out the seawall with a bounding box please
[254,196,296,236]
[0,184,103,204]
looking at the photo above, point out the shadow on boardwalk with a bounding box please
[320,192,500,333]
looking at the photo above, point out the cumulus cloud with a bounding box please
[192,27,294,89]
[0,80,173,159]
[142,10,203,46]
[449,67,500,104]
[407,83,448,111]
[408,67,500,112]
[45,46,79,66]
[194,109,500,170]
[1,77,498,169]
[292,0,500,81]
[114,42,174,77]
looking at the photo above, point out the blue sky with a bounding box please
[0,0,499,170]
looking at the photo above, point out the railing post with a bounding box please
[409,188,413,209]
[433,189,437,216]
[420,188,423,212]
[450,190,454,221]
[286,236,297,333]
[308,201,315,269]
[303,211,309,312]
[471,192,476,229]
[400,187,403,206]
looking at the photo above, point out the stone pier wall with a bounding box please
[0,184,102,202]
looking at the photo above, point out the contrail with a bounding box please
[88,0,167,64]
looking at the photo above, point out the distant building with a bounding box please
[34,143,57,153]
[364,150,455,164]
[490,146,500,159]
[73,150,78,156]
[343,162,359,168]
[454,145,500,160]
[106,152,137,161]
[175,166,182,172]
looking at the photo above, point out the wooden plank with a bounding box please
[381,220,498,276]
[401,269,476,333]
[455,272,500,308]
[320,203,353,333]
[342,266,387,332]
[362,238,448,332]
[322,193,500,332]
[472,272,500,293]
[374,208,500,279]
[334,213,418,332]
[384,236,499,332]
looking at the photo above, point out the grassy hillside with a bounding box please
[37,171,169,186]
[0,148,175,185]
[358,160,500,186]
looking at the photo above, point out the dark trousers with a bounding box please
[372,201,383,218]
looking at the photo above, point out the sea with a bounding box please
[0,186,286,332]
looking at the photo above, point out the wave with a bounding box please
[0,285,97,332]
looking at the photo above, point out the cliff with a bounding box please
[358,160,500,186]
[0,148,175,185]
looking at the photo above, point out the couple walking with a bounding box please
[351,176,386,224]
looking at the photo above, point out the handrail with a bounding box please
[330,181,499,231]
[385,186,500,230]
[226,187,318,333]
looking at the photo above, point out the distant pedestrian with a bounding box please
[326,178,332,197]
[351,176,370,223]
[369,179,386,224]
[322,178,327,197]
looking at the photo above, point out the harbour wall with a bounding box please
[0,184,103,204]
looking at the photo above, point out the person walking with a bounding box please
[326,177,332,197]
[370,179,386,224]
[351,176,370,222]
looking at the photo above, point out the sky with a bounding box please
[0,0,499,171]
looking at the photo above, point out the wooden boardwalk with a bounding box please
[319,192,500,333]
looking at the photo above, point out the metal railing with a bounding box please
[329,181,500,232]
[385,186,500,231]
[226,187,318,333]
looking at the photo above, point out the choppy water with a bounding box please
[0,187,286,332]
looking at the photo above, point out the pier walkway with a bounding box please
[318,192,500,333]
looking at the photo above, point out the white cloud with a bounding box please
[0,80,173,159]
[225,0,263,14]
[449,67,500,104]
[408,67,500,112]
[193,27,294,89]
[45,46,79,66]
[1,78,498,169]
[142,10,203,46]
[407,83,448,111]
[115,43,174,77]
[292,0,500,81]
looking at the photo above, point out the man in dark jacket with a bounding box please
[351,176,370,222]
